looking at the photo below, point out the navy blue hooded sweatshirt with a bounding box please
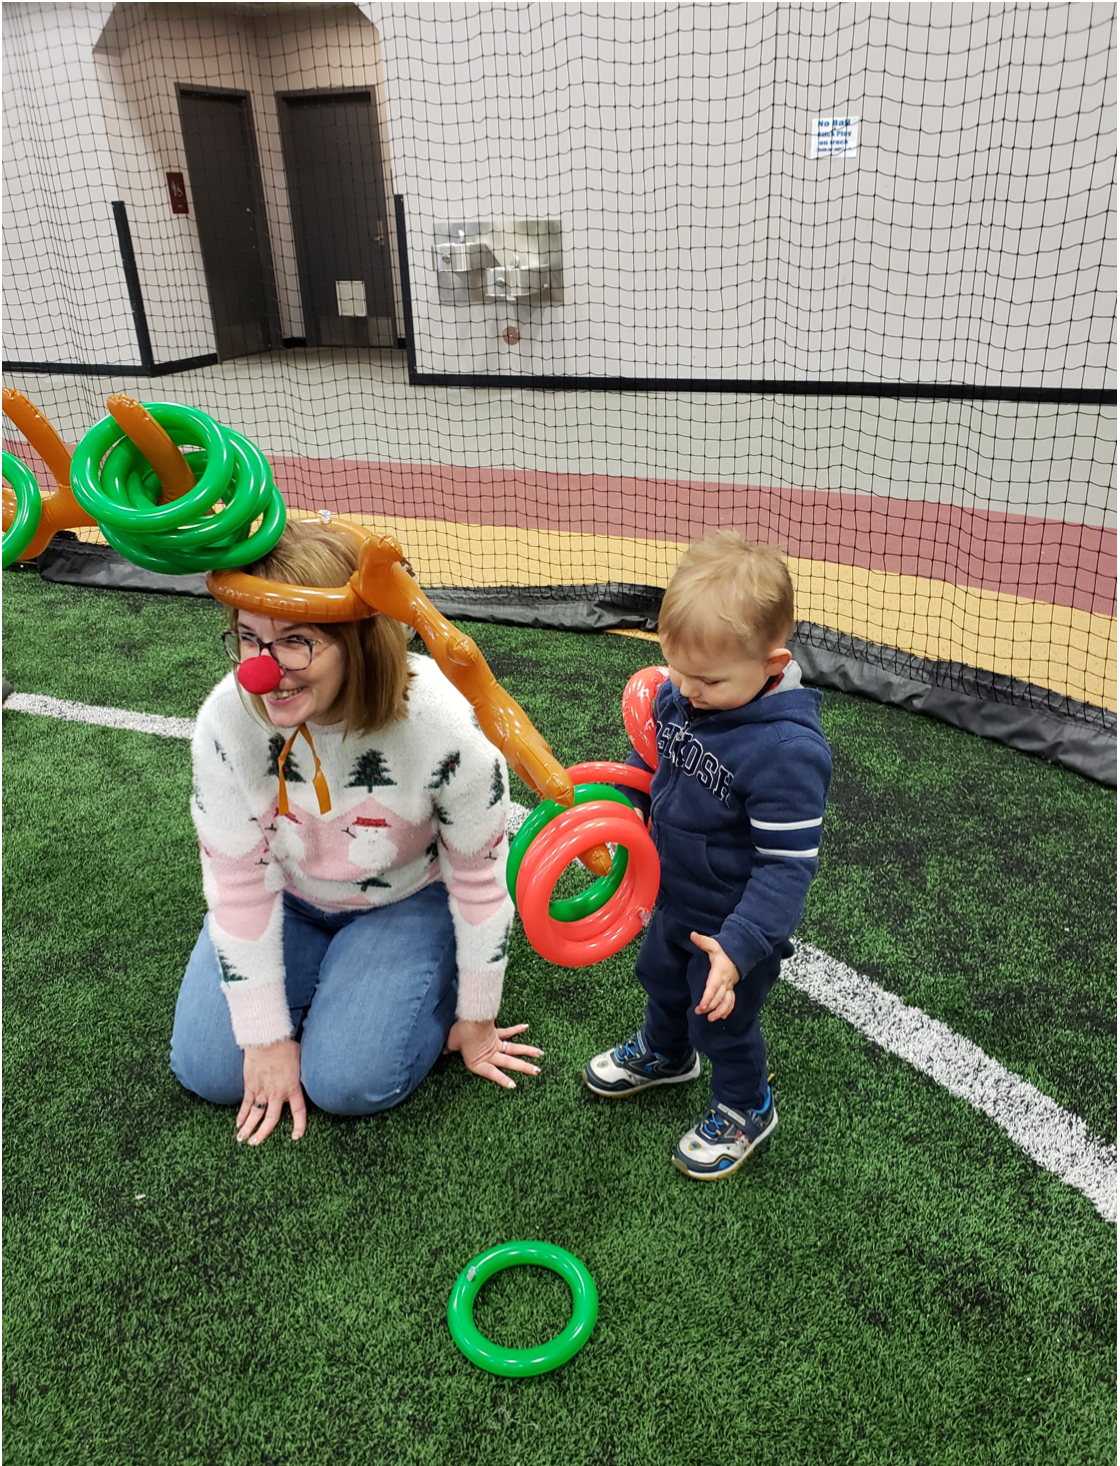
[627,661,832,980]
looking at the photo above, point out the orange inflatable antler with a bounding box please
[356,534,587,806]
[105,394,197,502]
[1,388,96,559]
[207,519,613,876]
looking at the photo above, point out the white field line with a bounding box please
[5,697,1116,1221]
[785,944,1117,1223]
[4,692,195,739]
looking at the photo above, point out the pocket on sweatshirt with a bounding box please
[651,819,739,912]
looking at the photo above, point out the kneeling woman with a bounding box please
[171,520,540,1145]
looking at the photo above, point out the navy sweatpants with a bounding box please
[635,903,791,1112]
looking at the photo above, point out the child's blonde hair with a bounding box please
[230,519,412,736]
[658,530,795,659]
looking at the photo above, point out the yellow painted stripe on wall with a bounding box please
[74,516,1116,710]
[789,556,1116,711]
[386,517,1115,711]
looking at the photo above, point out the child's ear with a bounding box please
[764,647,792,677]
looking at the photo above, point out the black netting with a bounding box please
[3,2,1115,776]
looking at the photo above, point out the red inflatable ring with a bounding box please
[566,760,652,797]
[515,803,660,967]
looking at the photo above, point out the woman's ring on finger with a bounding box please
[252,1101,266,1110]
[500,1040,507,1053]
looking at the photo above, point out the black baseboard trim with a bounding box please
[3,354,219,378]
[20,539,1116,785]
[404,372,1117,406]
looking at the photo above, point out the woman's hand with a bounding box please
[238,1038,307,1145]
[690,932,740,1022]
[444,1020,542,1090]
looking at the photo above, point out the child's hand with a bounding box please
[690,932,740,1021]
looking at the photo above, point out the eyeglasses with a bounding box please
[221,629,324,672]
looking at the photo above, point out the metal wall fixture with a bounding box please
[433,219,562,304]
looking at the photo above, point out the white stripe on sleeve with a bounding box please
[750,816,823,831]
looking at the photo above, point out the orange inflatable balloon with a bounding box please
[1,388,96,559]
[209,517,611,873]
[621,665,668,770]
[207,515,377,623]
[105,394,199,503]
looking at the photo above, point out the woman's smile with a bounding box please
[237,611,347,726]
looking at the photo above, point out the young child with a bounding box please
[584,530,832,1179]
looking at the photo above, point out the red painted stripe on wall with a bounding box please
[272,457,1117,617]
[5,438,1112,618]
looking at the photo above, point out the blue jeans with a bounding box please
[170,883,458,1115]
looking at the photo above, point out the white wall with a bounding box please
[3,1,1115,387]
[363,1,1116,385]
[2,2,136,366]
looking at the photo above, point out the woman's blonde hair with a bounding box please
[228,519,412,736]
[658,529,795,659]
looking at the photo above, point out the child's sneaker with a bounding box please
[671,1088,778,1179]
[583,1029,701,1097]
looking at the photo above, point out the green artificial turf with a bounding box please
[3,570,1116,1466]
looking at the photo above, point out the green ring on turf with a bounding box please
[447,1241,599,1377]
[2,452,43,568]
[507,783,633,919]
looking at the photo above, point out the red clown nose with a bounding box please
[238,655,283,695]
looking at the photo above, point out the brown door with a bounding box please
[278,89,396,348]
[177,88,280,360]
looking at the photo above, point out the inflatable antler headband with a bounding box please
[1,391,601,841]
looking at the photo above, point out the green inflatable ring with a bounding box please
[68,402,286,575]
[447,1241,598,1377]
[2,452,43,568]
[507,783,633,919]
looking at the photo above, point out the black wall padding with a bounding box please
[789,626,1116,788]
[424,583,663,633]
[38,535,210,596]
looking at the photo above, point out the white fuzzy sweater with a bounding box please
[190,656,514,1048]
